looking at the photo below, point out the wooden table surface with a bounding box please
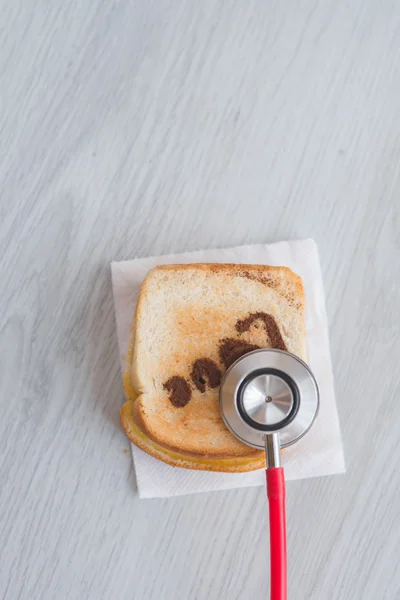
[1,1,400,598]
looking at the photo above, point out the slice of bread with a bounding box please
[121,263,306,472]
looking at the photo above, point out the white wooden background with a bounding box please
[1,1,400,598]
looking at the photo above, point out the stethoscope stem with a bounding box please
[265,433,281,468]
[265,434,287,600]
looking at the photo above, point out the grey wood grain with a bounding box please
[1,0,400,598]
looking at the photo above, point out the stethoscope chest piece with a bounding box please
[219,349,319,449]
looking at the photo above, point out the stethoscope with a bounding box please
[219,349,320,600]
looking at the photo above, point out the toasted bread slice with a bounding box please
[121,263,306,471]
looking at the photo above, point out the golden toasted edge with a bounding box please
[122,310,137,401]
[121,400,266,472]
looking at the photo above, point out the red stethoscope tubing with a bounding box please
[266,467,287,600]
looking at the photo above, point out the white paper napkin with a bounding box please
[111,239,345,498]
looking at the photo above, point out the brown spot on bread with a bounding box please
[163,376,192,408]
[190,359,221,392]
[219,338,261,369]
[239,270,274,287]
[235,312,287,351]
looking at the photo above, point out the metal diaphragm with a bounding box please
[219,349,319,449]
